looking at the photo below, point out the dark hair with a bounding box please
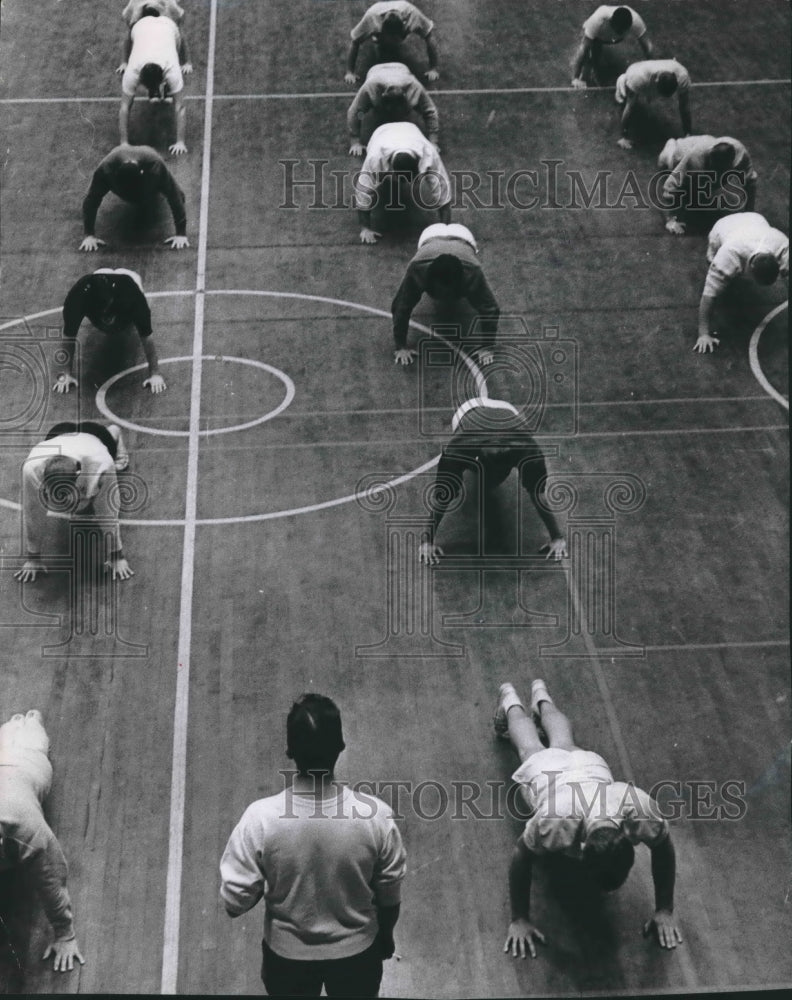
[750,252,780,286]
[582,826,635,891]
[391,151,419,177]
[656,72,679,97]
[610,6,633,33]
[139,62,165,97]
[426,254,465,298]
[380,89,411,122]
[708,141,737,175]
[381,11,408,39]
[286,694,345,776]
[141,5,161,16]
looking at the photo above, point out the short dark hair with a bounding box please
[286,694,345,776]
[139,62,165,97]
[426,254,466,298]
[750,252,780,285]
[381,12,408,39]
[391,151,419,177]
[656,72,679,97]
[582,826,635,891]
[141,5,161,16]
[380,89,411,122]
[708,141,737,175]
[610,6,633,33]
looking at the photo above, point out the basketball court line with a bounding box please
[159,0,217,992]
[748,301,789,410]
[0,78,789,104]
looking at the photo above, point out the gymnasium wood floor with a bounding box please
[0,1,789,995]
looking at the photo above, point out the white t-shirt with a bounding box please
[355,121,451,211]
[622,58,690,100]
[220,786,406,960]
[704,213,789,296]
[22,433,121,556]
[583,5,647,43]
[513,748,668,858]
[122,15,184,96]
[351,1,434,41]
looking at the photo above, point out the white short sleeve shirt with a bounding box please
[122,15,184,96]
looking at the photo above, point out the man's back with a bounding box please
[220,785,405,960]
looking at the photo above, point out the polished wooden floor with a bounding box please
[0,1,789,995]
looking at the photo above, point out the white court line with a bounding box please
[0,78,789,104]
[642,639,789,653]
[748,301,789,410]
[160,0,217,992]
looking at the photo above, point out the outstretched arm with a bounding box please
[119,93,135,144]
[82,169,111,244]
[571,36,594,84]
[169,91,187,154]
[695,291,720,352]
[391,266,424,359]
[345,39,362,82]
[504,839,545,958]
[424,33,440,80]
[645,835,683,948]
[678,91,692,135]
[418,455,464,563]
[141,337,166,392]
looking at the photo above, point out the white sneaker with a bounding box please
[493,682,525,740]
[530,679,553,718]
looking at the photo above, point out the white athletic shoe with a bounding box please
[530,679,553,719]
[493,682,525,740]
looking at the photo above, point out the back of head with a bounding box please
[582,825,635,892]
[750,252,780,286]
[287,693,345,776]
[391,150,419,178]
[139,62,165,97]
[116,156,146,185]
[41,455,81,511]
[610,6,633,34]
[380,87,411,122]
[708,141,737,175]
[381,11,408,40]
[656,71,678,97]
[141,5,161,16]
[426,253,466,298]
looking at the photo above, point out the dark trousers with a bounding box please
[45,422,118,460]
[261,938,383,998]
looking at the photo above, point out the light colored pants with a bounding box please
[418,223,477,251]
[0,711,52,802]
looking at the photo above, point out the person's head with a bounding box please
[609,6,633,35]
[391,151,419,180]
[656,72,679,98]
[380,11,408,42]
[116,154,149,186]
[426,254,466,300]
[380,86,411,122]
[582,824,635,891]
[286,693,345,777]
[139,62,166,99]
[749,252,780,286]
[707,141,737,178]
[141,5,161,16]
[40,455,81,512]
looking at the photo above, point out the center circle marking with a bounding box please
[95,355,296,437]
